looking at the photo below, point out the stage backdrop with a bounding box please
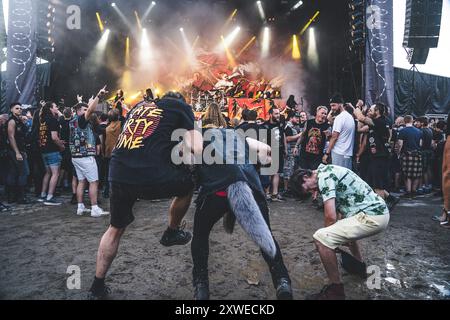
[395,68,450,116]
[365,0,395,120]
[6,0,37,106]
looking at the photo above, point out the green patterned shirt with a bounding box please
[317,164,389,218]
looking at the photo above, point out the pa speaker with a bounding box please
[403,0,443,48]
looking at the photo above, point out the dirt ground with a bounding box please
[0,192,449,300]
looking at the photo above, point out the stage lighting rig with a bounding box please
[349,0,365,51]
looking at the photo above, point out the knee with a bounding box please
[106,226,126,239]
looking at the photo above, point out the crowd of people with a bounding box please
[0,87,120,217]
[0,88,449,300]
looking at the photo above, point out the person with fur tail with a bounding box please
[191,112,293,300]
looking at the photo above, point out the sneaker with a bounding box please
[37,196,46,203]
[271,194,284,202]
[91,206,109,218]
[265,194,272,202]
[44,198,62,206]
[306,283,345,300]
[386,195,400,212]
[87,285,111,300]
[160,222,192,247]
[76,207,91,216]
[416,188,427,195]
[275,277,293,300]
[0,203,12,213]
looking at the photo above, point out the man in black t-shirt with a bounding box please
[296,106,330,170]
[264,108,286,202]
[354,103,399,211]
[38,102,65,206]
[89,92,203,300]
[416,117,433,194]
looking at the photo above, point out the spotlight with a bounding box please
[111,3,134,31]
[307,28,318,67]
[111,3,116,7]
[96,12,104,32]
[223,26,241,48]
[291,1,303,11]
[292,34,301,60]
[261,26,270,58]
[256,1,266,21]
[180,27,184,32]
[143,1,157,21]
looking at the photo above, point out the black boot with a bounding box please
[274,277,293,300]
[193,270,210,300]
[270,263,293,300]
[16,187,32,205]
[6,186,17,204]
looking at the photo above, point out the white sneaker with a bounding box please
[91,206,109,218]
[76,207,91,216]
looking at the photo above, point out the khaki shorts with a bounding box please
[313,212,389,250]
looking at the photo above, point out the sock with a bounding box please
[46,194,53,201]
[78,203,85,210]
[41,192,47,198]
[90,276,105,293]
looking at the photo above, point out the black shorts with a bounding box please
[366,156,389,190]
[109,169,194,228]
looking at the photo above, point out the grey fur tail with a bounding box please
[227,181,277,259]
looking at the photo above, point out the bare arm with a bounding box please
[286,132,302,143]
[182,129,203,164]
[354,108,374,127]
[323,198,337,227]
[7,120,23,161]
[51,131,65,150]
[395,139,403,156]
[85,86,108,121]
[326,131,340,154]
[246,137,271,165]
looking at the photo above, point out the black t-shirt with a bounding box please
[196,128,264,202]
[7,116,27,152]
[301,119,330,157]
[59,117,71,146]
[367,116,390,158]
[236,122,261,141]
[39,115,60,154]
[421,127,433,151]
[110,98,195,185]
[264,121,285,154]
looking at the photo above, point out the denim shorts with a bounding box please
[42,151,62,167]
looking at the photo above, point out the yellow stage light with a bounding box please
[96,12,104,32]
[292,34,301,60]
[236,36,256,58]
[125,36,130,67]
[300,11,320,35]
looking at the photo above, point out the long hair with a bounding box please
[203,102,227,128]
[40,102,55,123]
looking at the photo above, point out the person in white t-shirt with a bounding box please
[323,94,355,170]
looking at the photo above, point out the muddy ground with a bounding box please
[0,192,449,300]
